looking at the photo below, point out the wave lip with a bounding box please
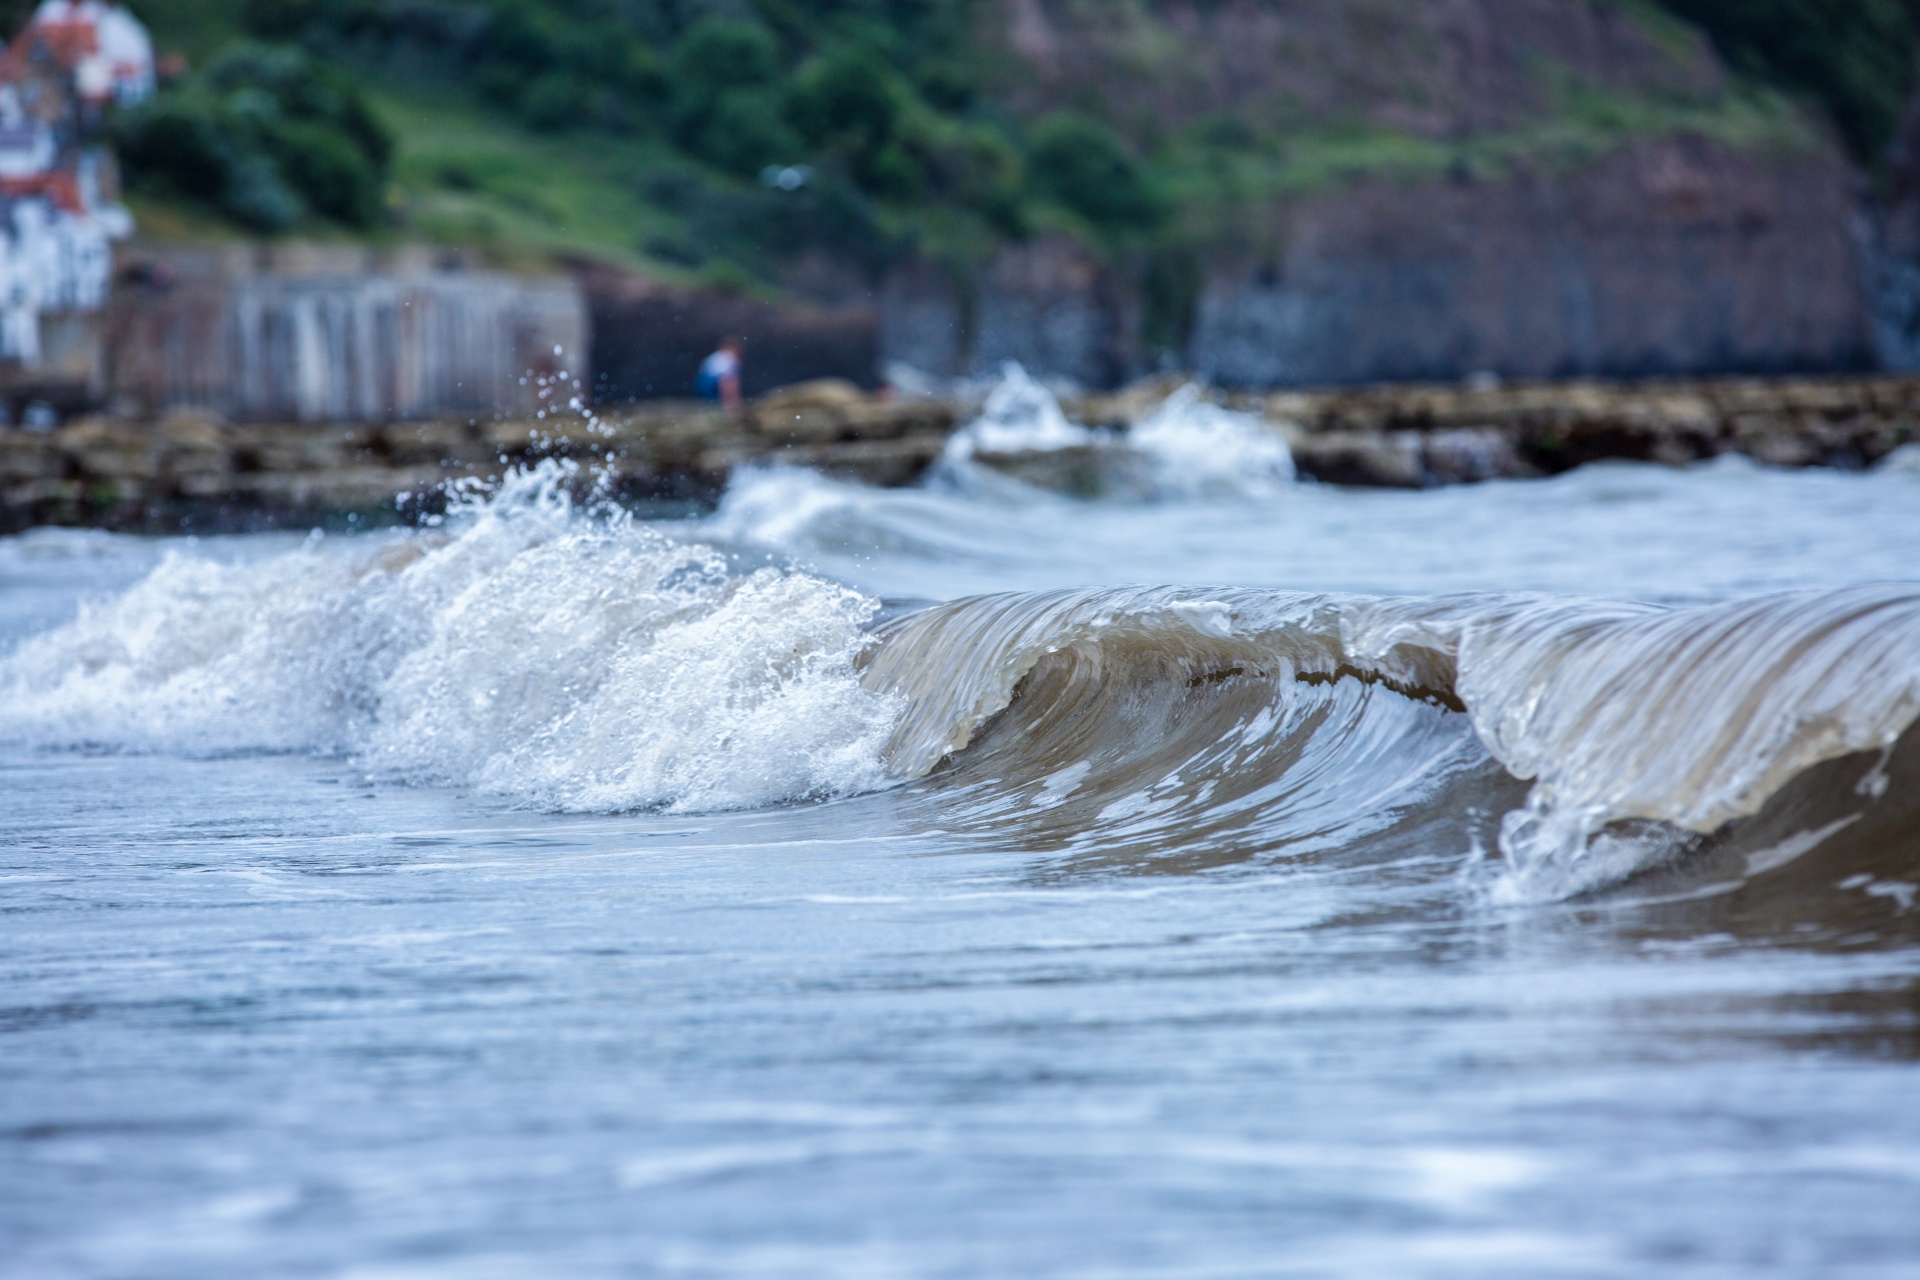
[1435,586,1920,897]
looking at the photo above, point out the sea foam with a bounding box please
[933,365,1294,500]
[0,464,900,812]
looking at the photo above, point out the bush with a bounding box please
[1026,113,1161,232]
[222,150,306,231]
[936,123,1024,217]
[115,41,393,232]
[271,118,383,224]
[666,18,797,173]
[520,73,587,133]
[640,169,890,282]
[117,97,302,231]
[1656,0,1918,164]
[670,17,780,118]
[204,42,393,170]
[694,89,805,177]
[788,48,929,196]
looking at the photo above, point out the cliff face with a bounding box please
[878,0,1878,389]
[879,239,1137,387]
[885,136,1872,386]
[1194,136,1874,385]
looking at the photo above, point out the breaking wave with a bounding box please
[859,584,1920,901]
[0,464,898,812]
[2,462,1914,905]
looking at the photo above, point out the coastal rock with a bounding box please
[1,375,1916,532]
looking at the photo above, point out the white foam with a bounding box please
[705,465,870,550]
[1878,441,1920,473]
[0,463,901,812]
[1128,385,1295,497]
[939,362,1091,460]
[936,370,1295,501]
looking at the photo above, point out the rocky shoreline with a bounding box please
[2,374,1916,534]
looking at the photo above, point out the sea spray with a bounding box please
[0,463,901,811]
[940,362,1091,459]
[930,366,1294,501]
[4,459,1915,894]
[1127,385,1295,498]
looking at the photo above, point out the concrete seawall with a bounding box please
[2,375,1915,533]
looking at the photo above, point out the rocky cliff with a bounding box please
[995,0,1726,139]
[877,0,1882,389]
[1192,135,1873,385]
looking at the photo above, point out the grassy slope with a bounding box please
[377,88,672,274]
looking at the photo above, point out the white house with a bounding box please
[0,1,145,373]
[28,0,155,104]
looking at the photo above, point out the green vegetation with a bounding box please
[379,89,677,271]
[1028,114,1162,233]
[106,0,1920,283]
[117,43,393,231]
[1657,0,1920,164]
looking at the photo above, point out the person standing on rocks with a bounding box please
[696,338,743,415]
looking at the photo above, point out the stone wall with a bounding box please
[4,373,1913,533]
[106,245,587,422]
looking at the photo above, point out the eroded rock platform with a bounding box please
[2,375,1915,533]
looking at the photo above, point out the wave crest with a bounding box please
[860,584,1920,897]
[0,464,898,812]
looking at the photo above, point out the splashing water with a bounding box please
[0,463,899,812]
[1127,385,1295,498]
[939,362,1091,460]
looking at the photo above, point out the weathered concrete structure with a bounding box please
[106,245,587,422]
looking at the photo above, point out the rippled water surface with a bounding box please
[4,427,1919,1278]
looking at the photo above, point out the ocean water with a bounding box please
[3,385,1919,1278]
